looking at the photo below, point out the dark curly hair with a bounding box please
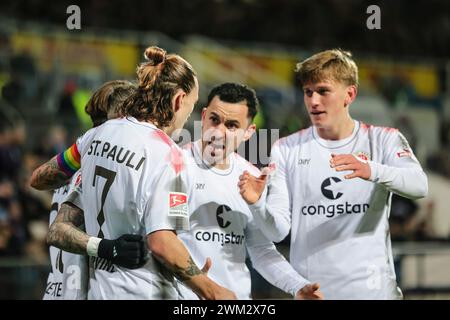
[207,82,259,120]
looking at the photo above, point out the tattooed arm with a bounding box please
[47,202,147,269]
[30,156,71,191]
[148,230,236,299]
[47,202,89,254]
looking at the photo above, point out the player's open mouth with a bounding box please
[311,111,326,115]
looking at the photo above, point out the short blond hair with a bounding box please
[295,49,359,88]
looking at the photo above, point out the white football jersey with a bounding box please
[43,170,88,300]
[254,120,427,299]
[75,117,189,300]
[177,141,308,299]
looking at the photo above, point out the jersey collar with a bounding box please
[312,120,360,149]
[125,116,158,131]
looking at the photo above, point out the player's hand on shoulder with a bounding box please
[238,170,268,204]
[98,234,147,269]
[295,283,324,300]
[330,153,371,180]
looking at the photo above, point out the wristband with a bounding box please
[86,237,102,257]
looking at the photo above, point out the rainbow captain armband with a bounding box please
[56,143,81,177]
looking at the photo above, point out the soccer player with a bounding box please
[44,172,88,300]
[44,80,145,299]
[47,46,235,299]
[239,49,428,299]
[177,83,322,299]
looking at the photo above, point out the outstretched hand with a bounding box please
[238,169,269,204]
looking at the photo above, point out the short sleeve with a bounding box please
[143,156,190,235]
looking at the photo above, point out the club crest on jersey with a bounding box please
[168,192,188,218]
[353,151,370,162]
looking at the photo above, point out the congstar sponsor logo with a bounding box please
[301,177,370,218]
[194,204,245,246]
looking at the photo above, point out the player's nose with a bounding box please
[203,127,224,142]
[308,91,321,107]
[212,125,226,140]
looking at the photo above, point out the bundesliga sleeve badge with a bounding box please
[396,133,413,158]
[168,192,189,218]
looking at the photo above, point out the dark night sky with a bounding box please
[0,0,449,58]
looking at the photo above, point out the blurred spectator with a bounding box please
[390,194,420,241]
[1,73,24,108]
[0,30,12,72]
[34,125,69,159]
[0,114,51,259]
[0,177,25,256]
[57,80,79,131]
[390,194,437,242]
[413,201,437,241]
[427,118,450,179]
[0,118,25,182]
[1,51,37,110]
[17,152,52,261]
[57,79,93,132]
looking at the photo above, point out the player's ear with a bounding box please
[344,85,357,107]
[173,89,186,113]
[201,107,207,121]
[243,123,256,142]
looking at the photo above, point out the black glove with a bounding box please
[98,234,147,269]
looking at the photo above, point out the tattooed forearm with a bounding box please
[149,231,205,283]
[172,256,203,282]
[46,202,89,255]
[30,156,70,190]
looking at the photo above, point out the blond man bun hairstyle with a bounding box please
[119,45,197,128]
[143,46,166,66]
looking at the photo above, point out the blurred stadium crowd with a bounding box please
[0,0,450,299]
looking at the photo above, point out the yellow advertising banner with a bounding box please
[10,31,139,77]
